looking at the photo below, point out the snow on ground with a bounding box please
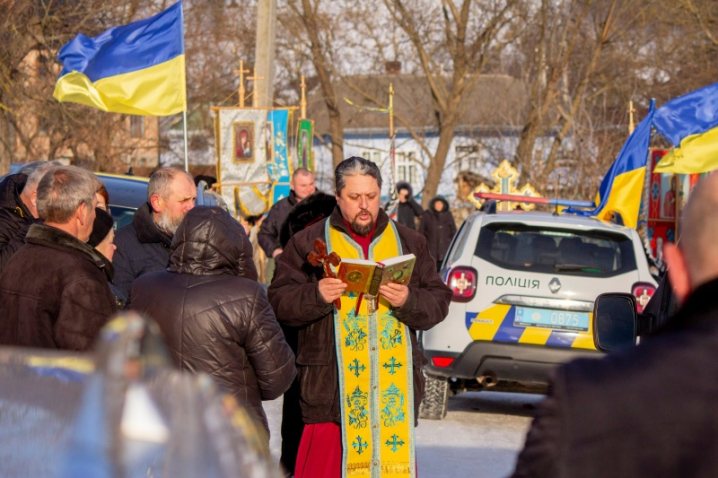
[264,391,544,478]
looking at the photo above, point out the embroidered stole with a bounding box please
[327,221,416,478]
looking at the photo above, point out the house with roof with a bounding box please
[306,70,548,200]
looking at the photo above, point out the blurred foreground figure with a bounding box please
[0,166,115,351]
[0,312,284,478]
[512,172,718,478]
[130,207,293,436]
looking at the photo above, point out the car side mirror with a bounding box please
[593,293,637,352]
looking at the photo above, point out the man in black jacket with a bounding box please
[390,181,423,230]
[0,161,58,273]
[511,172,718,478]
[257,168,315,261]
[0,166,115,350]
[113,167,197,298]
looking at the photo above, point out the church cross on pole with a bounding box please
[248,68,266,107]
[233,60,250,108]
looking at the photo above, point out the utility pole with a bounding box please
[254,0,277,108]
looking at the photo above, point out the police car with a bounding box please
[419,201,658,419]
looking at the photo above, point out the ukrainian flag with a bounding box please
[653,82,718,174]
[53,2,186,116]
[568,100,655,229]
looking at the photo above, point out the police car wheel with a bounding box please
[419,373,449,420]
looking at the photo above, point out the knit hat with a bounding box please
[88,207,114,247]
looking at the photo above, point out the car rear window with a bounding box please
[475,222,637,278]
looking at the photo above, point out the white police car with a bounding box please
[419,206,658,419]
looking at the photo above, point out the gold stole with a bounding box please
[327,221,416,478]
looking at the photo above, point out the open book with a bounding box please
[337,254,416,296]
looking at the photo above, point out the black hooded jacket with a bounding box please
[130,207,295,435]
[0,174,37,274]
[391,181,423,230]
[418,196,457,264]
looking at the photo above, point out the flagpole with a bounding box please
[183,109,189,172]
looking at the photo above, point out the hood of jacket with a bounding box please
[428,196,451,214]
[396,181,413,197]
[279,191,337,248]
[168,206,251,276]
[0,173,33,219]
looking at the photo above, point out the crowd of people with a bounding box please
[0,158,455,478]
[1,157,718,477]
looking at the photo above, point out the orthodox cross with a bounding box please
[385,434,405,452]
[352,436,369,455]
[307,238,342,310]
[349,358,366,378]
[382,357,403,375]
[247,68,265,107]
[628,100,636,134]
[233,60,250,108]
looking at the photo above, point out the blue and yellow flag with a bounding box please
[653,82,718,174]
[53,2,186,116]
[568,100,655,229]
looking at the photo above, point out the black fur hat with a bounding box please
[279,192,337,248]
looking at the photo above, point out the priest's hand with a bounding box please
[379,282,409,308]
[318,278,347,304]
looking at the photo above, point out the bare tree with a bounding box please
[384,0,521,207]
[281,0,345,169]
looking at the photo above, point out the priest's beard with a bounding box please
[156,210,185,235]
[351,210,375,236]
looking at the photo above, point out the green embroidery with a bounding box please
[347,386,369,429]
[344,309,367,351]
[379,312,403,349]
[352,436,369,454]
[381,383,406,427]
[349,358,366,377]
[383,357,403,375]
[385,434,405,452]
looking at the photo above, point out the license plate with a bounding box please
[514,306,589,332]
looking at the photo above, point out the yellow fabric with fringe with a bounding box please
[327,221,415,478]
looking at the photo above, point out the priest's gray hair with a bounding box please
[147,167,193,202]
[335,156,382,194]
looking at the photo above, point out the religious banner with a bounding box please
[267,109,292,205]
[297,118,314,171]
[215,108,271,217]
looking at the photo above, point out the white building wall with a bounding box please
[311,132,528,200]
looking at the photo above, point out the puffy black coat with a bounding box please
[114,202,258,300]
[0,224,116,350]
[0,173,36,274]
[418,196,457,264]
[130,207,296,434]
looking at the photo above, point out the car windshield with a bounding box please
[475,222,637,278]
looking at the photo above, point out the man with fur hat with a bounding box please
[391,181,423,230]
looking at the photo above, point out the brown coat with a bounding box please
[130,207,296,433]
[0,224,117,351]
[268,207,452,425]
